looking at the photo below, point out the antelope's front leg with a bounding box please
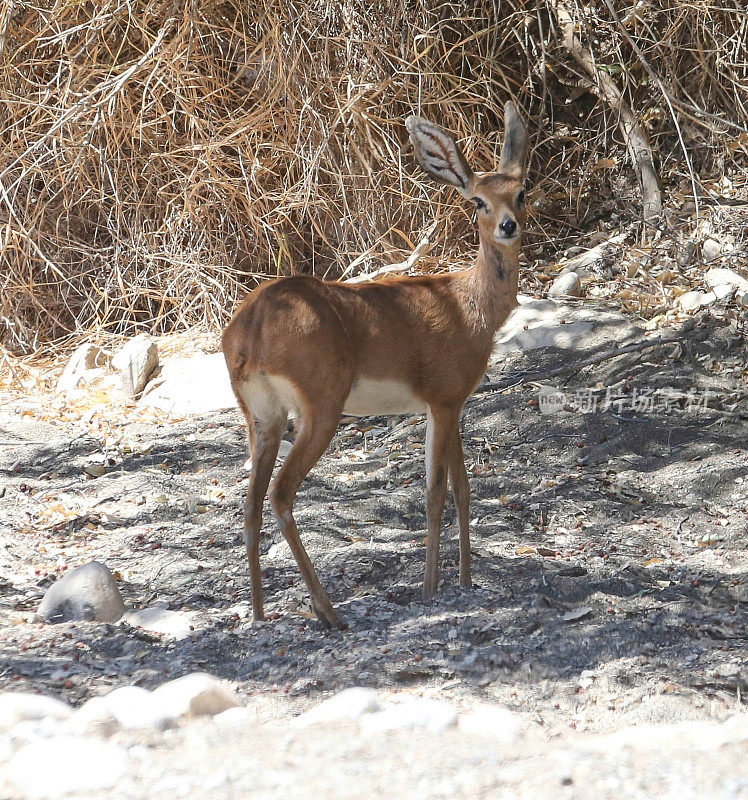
[423,405,461,601]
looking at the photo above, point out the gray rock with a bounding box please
[293,688,381,727]
[56,344,105,393]
[112,334,158,398]
[151,673,240,720]
[36,562,125,624]
[0,693,72,732]
[704,267,748,293]
[4,736,127,799]
[548,271,582,298]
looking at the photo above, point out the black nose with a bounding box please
[500,218,517,236]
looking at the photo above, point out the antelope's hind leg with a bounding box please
[235,380,288,622]
[269,405,346,630]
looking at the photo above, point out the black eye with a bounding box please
[517,189,525,207]
[471,196,487,212]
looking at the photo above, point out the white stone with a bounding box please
[56,344,105,393]
[4,736,127,799]
[213,706,255,728]
[292,688,381,727]
[267,540,292,562]
[458,704,520,743]
[548,271,582,298]
[91,686,172,731]
[36,562,125,624]
[677,290,712,313]
[112,334,158,397]
[711,283,734,302]
[122,606,198,639]
[151,673,240,720]
[0,693,72,732]
[704,267,748,293]
[701,238,722,260]
[63,697,121,738]
[360,698,458,733]
[139,352,236,415]
[494,295,639,356]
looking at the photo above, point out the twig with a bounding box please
[474,334,682,395]
[344,221,439,284]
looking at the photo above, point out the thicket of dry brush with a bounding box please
[0,0,745,352]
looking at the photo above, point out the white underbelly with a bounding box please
[343,378,427,416]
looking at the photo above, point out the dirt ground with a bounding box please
[0,307,746,797]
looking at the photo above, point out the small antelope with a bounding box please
[223,102,528,629]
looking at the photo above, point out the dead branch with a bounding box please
[344,222,438,284]
[550,0,662,225]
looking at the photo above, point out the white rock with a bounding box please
[112,333,158,397]
[677,290,713,313]
[90,686,172,731]
[36,562,125,624]
[737,289,748,309]
[123,606,198,639]
[151,673,240,720]
[139,352,236,415]
[701,238,722,260]
[0,693,72,732]
[360,698,458,733]
[458,704,520,743]
[4,736,127,799]
[493,295,637,356]
[213,706,255,728]
[292,688,381,727]
[267,540,292,562]
[711,283,734,302]
[548,271,582,298]
[704,267,748,293]
[56,344,105,393]
[63,697,121,738]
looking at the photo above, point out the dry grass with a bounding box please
[0,0,745,354]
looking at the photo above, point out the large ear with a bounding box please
[405,116,474,194]
[498,101,527,181]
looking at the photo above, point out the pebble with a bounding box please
[36,562,125,624]
[701,238,722,260]
[548,271,582,298]
[293,687,381,727]
[4,736,127,799]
